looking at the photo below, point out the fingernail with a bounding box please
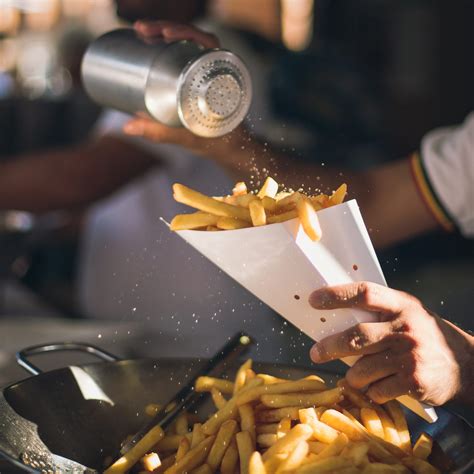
[310,344,323,363]
[123,122,143,135]
[308,290,329,308]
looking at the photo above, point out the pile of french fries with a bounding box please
[104,361,440,474]
[170,177,348,241]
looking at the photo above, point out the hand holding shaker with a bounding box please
[81,29,252,137]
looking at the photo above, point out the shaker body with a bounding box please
[81,28,252,137]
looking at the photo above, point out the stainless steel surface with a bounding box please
[0,350,472,472]
[121,332,252,455]
[82,28,252,137]
[16,342,119,376]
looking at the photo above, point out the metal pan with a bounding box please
[0,343,473,473]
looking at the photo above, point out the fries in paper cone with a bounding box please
[165,179,437,423]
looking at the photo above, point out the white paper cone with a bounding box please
[169,199,437,422]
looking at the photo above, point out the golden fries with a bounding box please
[170,212,219,231]
[104,425,164,474]
[173,183,251,221]
[297,198,322,241]
[108,367,441,474]
[249,200,267,226]
[260,387,342,409]
[257,177,279,199]
[412,433,433,460]
[195,376,234,394]
[170,178,349,240]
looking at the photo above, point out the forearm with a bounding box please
[0,136,156,213]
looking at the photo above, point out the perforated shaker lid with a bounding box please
[177,50,252,138]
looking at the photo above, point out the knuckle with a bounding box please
[343,324,368,351]
[357,281,378,307]
[367,385,388,404]
[347,361,370,387]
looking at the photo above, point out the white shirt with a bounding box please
[421,112,474,237]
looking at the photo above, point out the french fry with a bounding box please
[385,400,411,454]
[257,434,278,448]
[260,387,342,409]
[236,378,326,406]
[275,191,292,201]
[257,177,279,198]
[220,438,239,474]
[234,359,253,394]
[256,374,288,385]
[318,433,349,458]
[307,441,327,454]
[296,197,322,241]
[249,451,267,474]
[276,417,291,439]
[190,464,212,474]
[275,191,303,210]
[175,413,188,436]
[246,369,257,380]
[164,436,215,474]
[195,376,234,394]
[275,441,309,473]
[341,441,370,466]
[191,423,205,449]
[262,424,313,462]
[157,435,189,452]
[401,456,440,474]
[176,438,190,462]
[170,212,219,231]
[320,409,366,442]
[104,425,165,474]
[153,455,176,474]
[267,209,298,224]
[145,403,162,417]
[141,452,161,472]
[361,463,410,474]
[236,431,254,474]
[260,196,277,212]
[173,183,251,221]
[206,226,220,231]
[256,407,300,423]
[361,407,385,440]
[263,453,288,473]
[233,182,247,196]
[235,194,259,207]
[297,456,352,473]
[412,433,433,460]
[256,423,278,434]
[249,199,267,226]
[203,378,263,435]
[211,388,228,410]
[216,216,250,230]
[329,183,347,206]
[239,404,256,444]
[207,419,238,472]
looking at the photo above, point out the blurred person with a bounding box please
[0,0,306,362]
[124,22,474,405]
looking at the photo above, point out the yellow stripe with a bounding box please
[410,153,455,232]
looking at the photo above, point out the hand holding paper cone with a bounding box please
[308,282,472,407]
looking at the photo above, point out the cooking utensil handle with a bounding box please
[120,331,253,455]
[16,342,119,375]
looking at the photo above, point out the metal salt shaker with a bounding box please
[81,28,252,137]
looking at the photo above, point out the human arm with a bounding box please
[0,135,156,213]
[308,281,474,406]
